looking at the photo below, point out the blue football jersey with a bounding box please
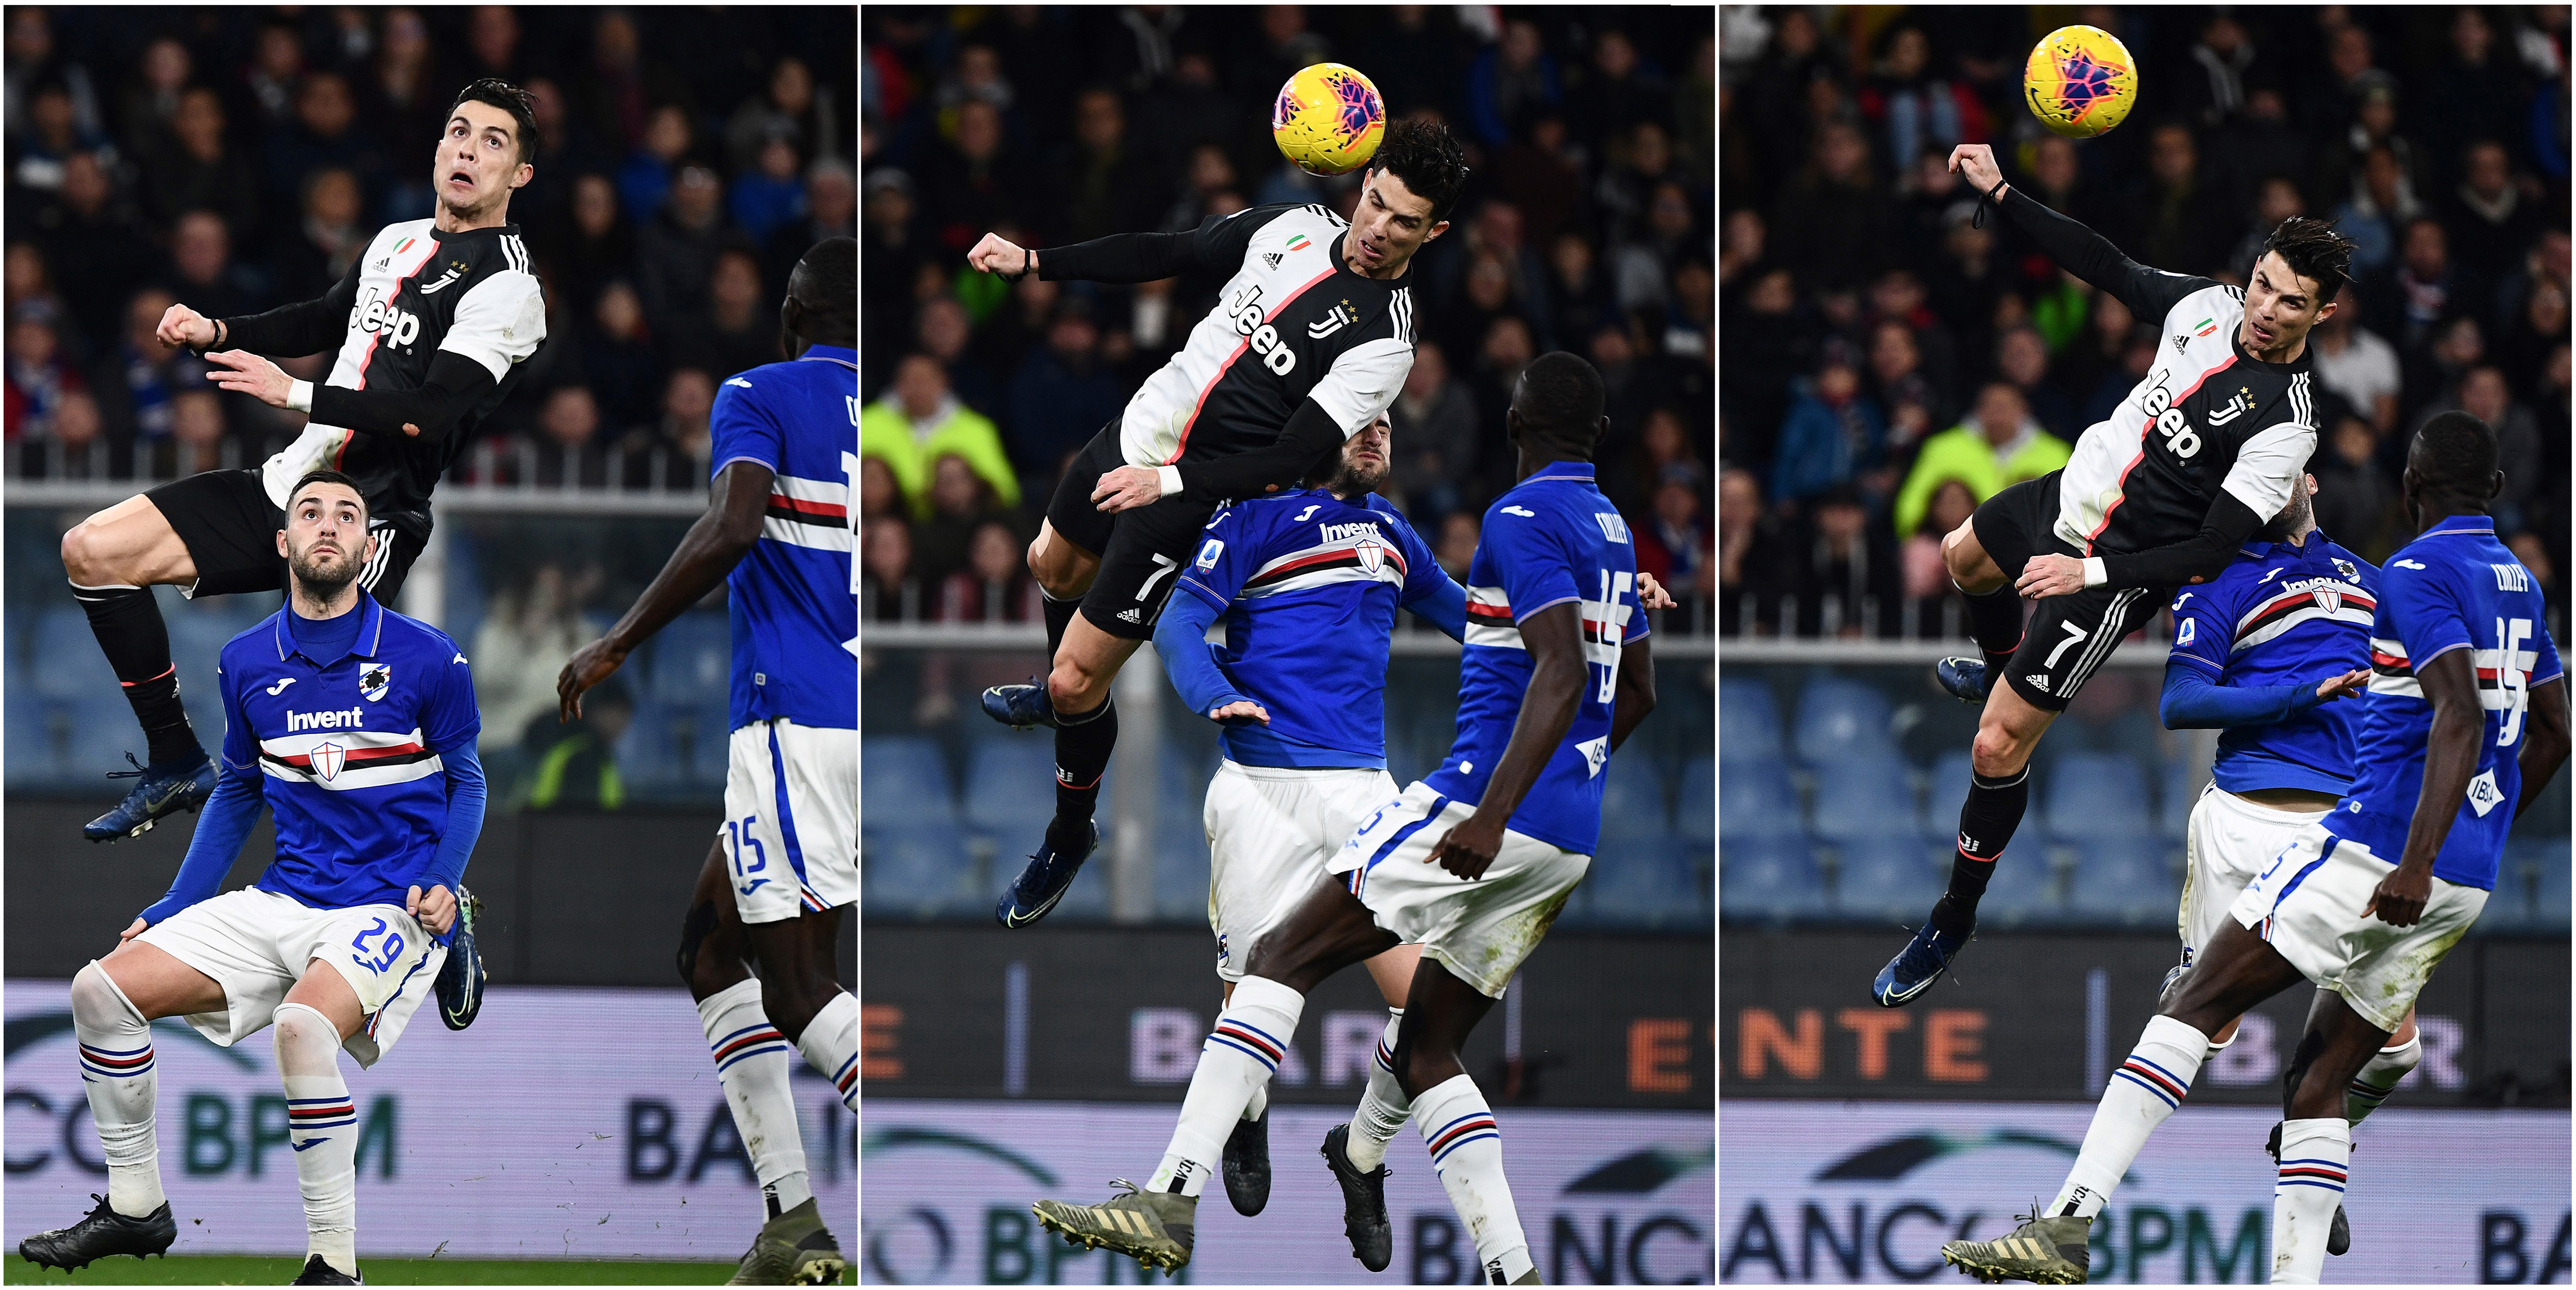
[2167,532,2380,795]
[711,344,858,731]
[1423,464,1649,854]
[215,591,481,910]
[1174,488,1449,768]
[2321,517,2563,889]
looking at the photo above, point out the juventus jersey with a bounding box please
[2051,273,2316,559]
[1117,203,1415,471]
[259,219,548,530]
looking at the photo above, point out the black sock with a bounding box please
[1959,583,2025,675]
[1930,767,2031,935]
[1042,592,1081,662]
[72,582,200,767]
[1051,696,1117,835]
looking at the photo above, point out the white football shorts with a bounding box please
[2228,824,2488,1033]
[2180,784,2333,970]
[1324,780,1589,999]
[137,887,444,1068]
[1203,760,1401,982]
[723,718,858,924]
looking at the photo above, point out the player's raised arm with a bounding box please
[1951,143,2218,325]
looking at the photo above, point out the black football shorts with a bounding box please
[1968,470,2170,711]
[146,468,428,603]
[1041,422,1220,642]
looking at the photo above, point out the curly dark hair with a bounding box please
[449,78,541,169]
[1369,118,1471,224]
[2258,216,2358,305]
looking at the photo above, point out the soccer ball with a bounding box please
[1272,62,1385,177]
[2023,25,2138,140]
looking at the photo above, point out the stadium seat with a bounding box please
[962,737,1061,840]
[2159,758,2208,841]
[649,614,730,704]
[862,736,957,825]
[1923,749,1976,834]
[1588,837,1705,929]
[861,819,983,920]
[1791,675,1893,767]
[1676,756,1714,846]
[1599,764,1671,841]
[613,701,685,790]
[1826,831,1945,924]
[1808,753,1916,844]
[1976,852,2070,927]
[1717,759,1799,842]
[1718,835,1827,921]
[2533,841,2571,931]
[2066,837,2181,927]
[1153,824,1211,924]
[1718,679,1782,766]
[5,690,52,788]
[32,609,116,702]
[2044,753,2153,839]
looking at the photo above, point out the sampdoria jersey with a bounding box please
[1116,203,1415,471]
[214,590,481,910]
[1424,463,1649,855]
[1174,486,1448,768]
[2320,517,2563,890]
[2052,270,2315,559]
[258,219,547,533]
[713,344,858,732]
[2167,532,2381,796]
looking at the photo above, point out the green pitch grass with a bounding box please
[5,1256,739,1284]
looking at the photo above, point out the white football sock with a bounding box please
[1149,975,1303,1197]
[794,991,857,1113]
[1413,1073,1533,1283]
[275,1003,359,1277]
[2050,1015,2207,1219]
[697,979,812,1218]
[1346,1008,1409,1172]
[2345,1033,2420,1125]
[1241,1082,1268,1122]
[2270,1117,2350,1284]
[71,962,163,1218]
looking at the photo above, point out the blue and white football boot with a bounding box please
[85,751,219,843]
[980,681,1059,730]
[1872,915,1971,1007]
[1934,655,1992,704]
[434,885,486,1030]
[996,819,1098,928]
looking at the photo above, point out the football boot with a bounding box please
[1032,1180,1196,1275]
[86,751,218,842]
[996,819,1098,928]
[17,1194,176,1271]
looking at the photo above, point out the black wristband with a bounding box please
[1973,178,2008,230]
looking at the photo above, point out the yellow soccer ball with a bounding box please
[1272,63,1385,177]
[2023,25,2139,140]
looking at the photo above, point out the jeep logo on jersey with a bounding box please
[311,742,346,781]
[352,290,423,349]
[1224,284,1296,376]
[2135,373,2203,459]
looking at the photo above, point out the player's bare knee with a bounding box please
[1970,721,2032,778]
[60,522,109,585]
[1048,661,1102,713]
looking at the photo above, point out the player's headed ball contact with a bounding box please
[1273,62,1385,177]
[2023,24,2139,140]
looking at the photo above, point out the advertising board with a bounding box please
[1719,1100,2570,1284]
[863,1099,1714,1284]
[3,982,855,1261]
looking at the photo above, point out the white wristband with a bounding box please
[1156,465,1184,499]
[286,379,315,414]
[2081,556,2107,588]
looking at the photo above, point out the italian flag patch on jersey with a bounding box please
[394,236,417,256]
[2194,317,2217,337]
[1286,234,1311,252]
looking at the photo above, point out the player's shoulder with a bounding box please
[217,613,288,676]
[368,217,438,251]
[2318,539,2380,589]
[373,603,469,666]
[1358,492,1427,540]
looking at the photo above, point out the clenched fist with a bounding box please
[155,303,217,351]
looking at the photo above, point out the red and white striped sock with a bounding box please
[698,980,811,1219]
[2271,1118,2350,1284]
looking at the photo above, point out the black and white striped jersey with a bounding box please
[1116,203,1414,470]
[2053,274,2315,558]
[257,218,547,525]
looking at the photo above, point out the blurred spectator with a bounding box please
[2312,415,2398,557]
[1434,511,1479,582]
[2419,8,2527,191]
[862,513,919,620]
[4,306,83,440]
[242,22,305,130]
[637,164,731,326]
[164,390,227,478]
[99,286,207,454]
[1859,24,1967,180]
[2310,292,2403,436]
[924,98,1023,254]
[1387,342,1478,527]
[1765,120,1889,292]
[2077,324,2158,433]
[271,168,368,303]
[580,282,665,435]
[2444,139,2542,323]
[1783,486,1897,638]
[1466,19,1560,148]
[1546,231,1619,357]
[1004,300,1122,487]
[523,674,631,812]
[915,295,1000,418]
[729,135,809,245]
[2122,123,2230,284]
[857,454,900,521]
[1995,326,2077,438]
[1469,316,1537,469]
[2331,141,2423,280]
[863,353,1019,520]
[532,386,608,489]
[39,387,104,477]
[1902,478,1980,601]
[935,518,1039,624]
[2226,176,2307,282]
[30,151,153,357]
[2413,365,2540,531]
[581,11,697,169]
[165,211,270,324]
[1635,477,1711,607]
[2494,278,2569,402]
[726,56,827,175]
[766,158,856,302]
[1046,87,1158,244]
[2364,217,2456,352]
[473,562,600,756]
[141,88,260,238]
[1494,117,1582,250]
[1715,465,1788,636]
[545,173,637,321]
[656,368,717,474]
[263,74,383,230]
[1892,383,2070,541]
[914,452,1002,586]
[669,248,782,382]
[1769,348,1882,505]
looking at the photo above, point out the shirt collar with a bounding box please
[1518,460,1597,486]
[800,344,856,370]
[2425,515,2497,537]
[273,589,386,664]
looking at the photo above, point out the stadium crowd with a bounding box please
[2,5,855,489]
[1718,5,2571,642]
[859,6,1717,630]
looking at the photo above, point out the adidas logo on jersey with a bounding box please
[2172,333,2189,354]
[1264,252,1283,268]
[2025,674,2052,693]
